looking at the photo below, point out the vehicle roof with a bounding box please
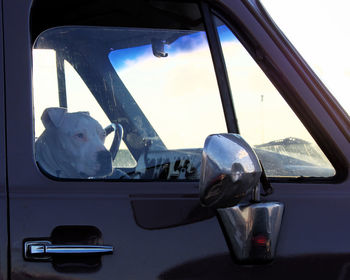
[31,0,204,43]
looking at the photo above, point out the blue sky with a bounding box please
[109,27,237,71]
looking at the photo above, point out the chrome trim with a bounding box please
[218,201,284,263]
[199,133,262,208]
[24,241,114,261]
[45,245,113,254]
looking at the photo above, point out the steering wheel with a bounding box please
[104,123,130,179]
[105,123,130,179]
[104,122,123,160]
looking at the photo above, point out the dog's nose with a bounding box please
[96,150,112,176]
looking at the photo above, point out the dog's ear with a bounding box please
[41,107,67,128]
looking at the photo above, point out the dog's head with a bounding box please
[40,107,113,178]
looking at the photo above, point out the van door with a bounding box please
[4,0,350,279]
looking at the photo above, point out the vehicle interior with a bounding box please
[31,0,208,180]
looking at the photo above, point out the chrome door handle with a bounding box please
[24,240,114,260]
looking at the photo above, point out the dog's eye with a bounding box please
[75,133,85,139]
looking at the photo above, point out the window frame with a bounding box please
[29,0,346,183]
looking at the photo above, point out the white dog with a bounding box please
[35,107,113,178]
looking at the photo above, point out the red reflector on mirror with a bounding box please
[252,235,268,246]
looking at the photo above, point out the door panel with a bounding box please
[9,190,229,278]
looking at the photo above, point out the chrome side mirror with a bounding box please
[200,134,284,264]
[199,134,262,208]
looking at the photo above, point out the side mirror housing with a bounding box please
[199,134,262,208]
[200,134,284,264]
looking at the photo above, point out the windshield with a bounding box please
[108,30,226,149]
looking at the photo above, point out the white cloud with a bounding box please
[117,46,227,149]
[117,41,315,148]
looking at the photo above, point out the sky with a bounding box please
[110,31,228,149]
[261,0,350,115]
[108,28,319,149]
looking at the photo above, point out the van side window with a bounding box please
[215,17,335,177]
